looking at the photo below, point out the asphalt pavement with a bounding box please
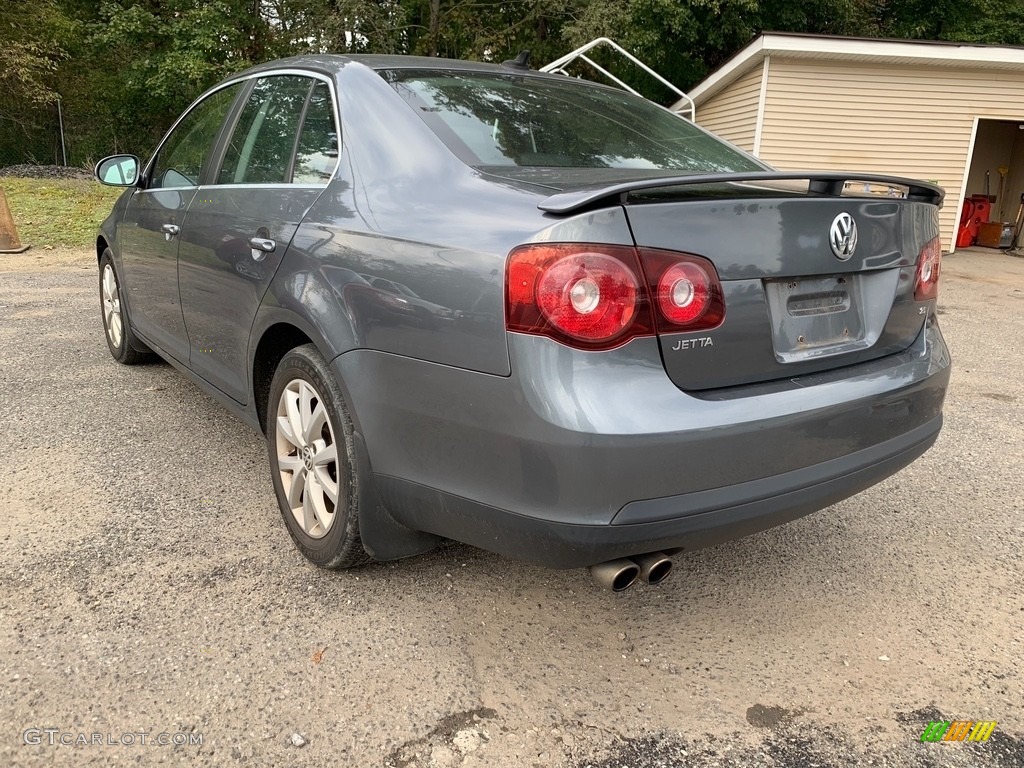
[0,247,1021,767]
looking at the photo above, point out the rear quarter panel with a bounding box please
[257,61,636,376]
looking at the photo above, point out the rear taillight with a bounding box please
[506,244,654,350]
[914,236,942,301]
[638,248,726,332]
[506,243,724,350]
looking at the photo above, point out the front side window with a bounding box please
[387,70,764,174]
[150,84,241,189]
[219,75,312,185]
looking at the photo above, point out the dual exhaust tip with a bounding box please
[589,552,673,592]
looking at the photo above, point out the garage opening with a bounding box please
[960,118,1024,250]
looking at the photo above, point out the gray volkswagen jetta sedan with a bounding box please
[94,54,950,590]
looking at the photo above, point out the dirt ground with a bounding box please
[0,246,1021,767]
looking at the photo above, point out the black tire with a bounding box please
[267,344,371,569]
[99,249,152,364]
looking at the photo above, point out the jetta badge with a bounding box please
[829,212,858,260]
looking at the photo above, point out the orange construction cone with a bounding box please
[0,187,30,253]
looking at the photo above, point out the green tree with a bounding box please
[0,0,72,164]
[6,0,1024,167]
[965,0,1024,46]
[871,0,979,39]
[0,0,68,107]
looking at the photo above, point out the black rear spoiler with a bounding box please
[537,171,945,214]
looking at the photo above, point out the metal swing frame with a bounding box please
[540,37,696,121]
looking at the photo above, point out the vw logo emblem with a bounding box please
[829,212,858,260]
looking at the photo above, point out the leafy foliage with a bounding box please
[3,0,1024,166]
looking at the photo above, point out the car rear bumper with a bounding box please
[372,416,939,567]
[333,318,950,567]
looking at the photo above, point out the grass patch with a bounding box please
[1,177,123,250]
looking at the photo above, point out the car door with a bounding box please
[177,73,339,403]
[118,84,242,361]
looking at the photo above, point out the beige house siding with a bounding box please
[695,63,762,152]
[757,58,1024,249]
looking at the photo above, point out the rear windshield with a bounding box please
[384,70,763,173]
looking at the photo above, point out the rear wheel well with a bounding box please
[96,237,108,262]
[253,324,314,433]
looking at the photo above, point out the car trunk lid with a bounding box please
[537,173,944,391]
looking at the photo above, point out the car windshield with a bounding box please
[386,70,763,173]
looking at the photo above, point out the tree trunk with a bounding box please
[428,0,440,56]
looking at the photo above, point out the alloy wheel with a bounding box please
[101,264,123,348]
[275,379,340,539]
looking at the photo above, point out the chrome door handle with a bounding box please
[248,237,276,262]
[161,223,180,241]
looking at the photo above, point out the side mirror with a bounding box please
[95,155,140,187]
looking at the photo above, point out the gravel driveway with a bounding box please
[1,247,1021,767]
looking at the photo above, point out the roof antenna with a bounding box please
[502,50,531,70]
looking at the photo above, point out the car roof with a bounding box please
[236,53,588,83]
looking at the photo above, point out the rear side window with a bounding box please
[387,71,763,173]
[220,75,311,185]
[293,82,340,184]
